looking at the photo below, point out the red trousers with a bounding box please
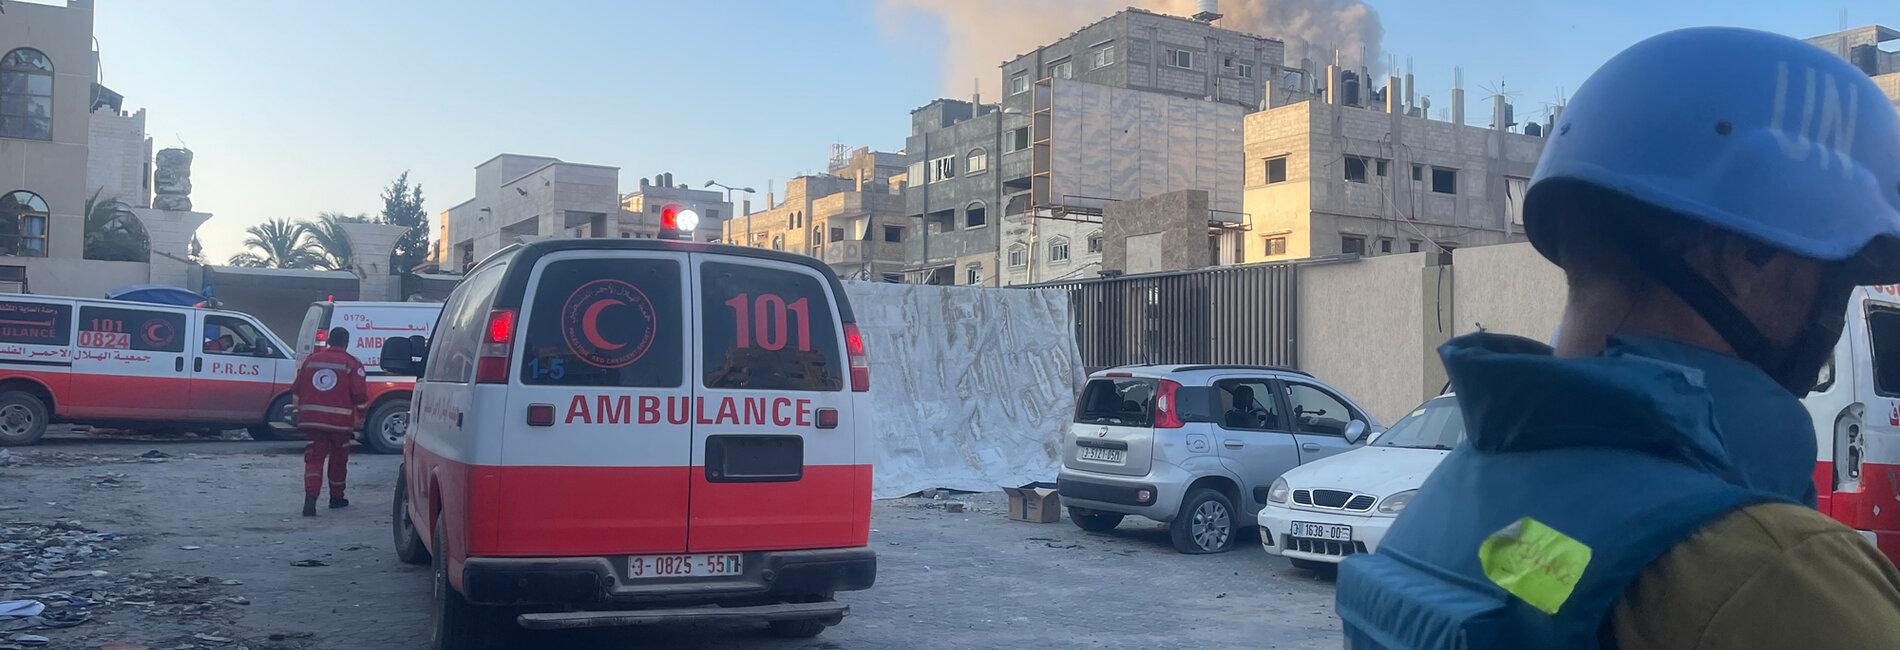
[302,429,352,498]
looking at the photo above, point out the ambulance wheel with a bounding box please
[393,466,431,566]
[1169,488,1238,554]
[432,513,500,650]
[0,390,47,446]
[249,395,300,441]
[363,399,410,455]
[1068,507,1124,532]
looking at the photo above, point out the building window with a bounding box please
[1050,238,1070,262]
[1379,238,1392,254]
[909,160,926,183]
[1506,177,1529,225]
[884,225,904,243]
[1344,157,1369,183]
[1432,167,1458,194]
[966,264,983,285]
[772,235,783,251]
[1010,73,1029,95]
[1008,246,1027,268]
[1049,60,1073,80]
[928,156,956,183]
[1266,236,1287,256]
[0,191,49,257]
[1005,127,1030,153]
[1091,45,1116,70]
[1375,160,1389,177]
[1411,164,1423,182]
[967,148,988,174]
[1341,235,1366,255]
[1238,63,1254,79]
[1,49,53,141]
[1087,233,1103,253]
[1409,240,1421,253]
[966,204,987,229]
[1265,157,1288,184]
[1166,49,1194,69]
[706,208,720,220]
[883,273,904,283]
[830,227,845,243]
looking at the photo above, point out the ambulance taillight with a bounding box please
[843,323,870,392]
[659,203,698,241]
[477,309,517,384]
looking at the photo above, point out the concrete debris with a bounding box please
[289,560,327,568]
[136,451,170,460]
[177,546,200,551]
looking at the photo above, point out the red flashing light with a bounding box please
[485,309,516,345]
[315,329,327,344]
[660,203,682,230]
[1154,379,1185,429]
[477,309,518,383]
[843,323,870,392]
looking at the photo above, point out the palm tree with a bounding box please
[228,218,321,269]
[300,212,368,271]
[83,188,150,262]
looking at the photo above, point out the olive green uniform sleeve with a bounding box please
[1612,502,1900,649]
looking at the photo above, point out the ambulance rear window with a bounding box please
[700,261,843,392]
[519,257,684,387]
[0,300,70,346]
[1871,306,1900,397]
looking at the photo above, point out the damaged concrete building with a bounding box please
[725,147,909,282]
[1807,25,1900,110]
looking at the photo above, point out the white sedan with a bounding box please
[1257,394,1465,571]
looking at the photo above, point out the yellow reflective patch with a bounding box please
[1478,517,1592,615]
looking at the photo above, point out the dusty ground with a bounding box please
[1,429,1342,649]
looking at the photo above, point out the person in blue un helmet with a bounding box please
[1335,27,1900,649]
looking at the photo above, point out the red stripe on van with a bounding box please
[687,463,873,553]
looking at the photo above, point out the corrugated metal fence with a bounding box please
[1029,261,1301,373]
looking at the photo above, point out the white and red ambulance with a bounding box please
[380,239,875,646]
[294,300,441,454]
[0,294,298,446]
[1808,284,1900,564]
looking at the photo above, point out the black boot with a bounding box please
[302,495,317,517]
[329,498,350,509]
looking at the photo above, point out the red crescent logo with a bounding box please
[141,319,174,347]
[561,280,656,369]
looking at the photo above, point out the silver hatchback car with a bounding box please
[1056,365,1382,554]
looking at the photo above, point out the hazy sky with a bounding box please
[83,0,1896,261]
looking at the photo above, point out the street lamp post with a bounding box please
[705,181,756,246]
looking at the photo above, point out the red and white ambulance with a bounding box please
[1809,284,1900,564]
[294,301,442,454]
[0,294,298,445]
[379,239,876,646]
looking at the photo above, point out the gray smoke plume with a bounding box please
[879,0,1386,99]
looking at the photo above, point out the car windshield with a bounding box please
[1373,398,1466,450]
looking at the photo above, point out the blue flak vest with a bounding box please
[1337,333,1812,649]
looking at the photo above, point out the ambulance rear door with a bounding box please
[500,249,694,556]
[687,255,863,552]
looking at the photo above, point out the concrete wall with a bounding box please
[0,0,96,260]
[1450,241,1564,340]
[18,256,150,298]
[207,267,360,341]
[1100,189,1209,275]
[1043,80,1244,216]
[87,107,150,209]
[1297,253,1433,424]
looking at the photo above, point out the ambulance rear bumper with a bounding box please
[460,547,877,608]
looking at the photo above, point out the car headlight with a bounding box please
[1377,489,1417,515]
[1267,477,1289,504]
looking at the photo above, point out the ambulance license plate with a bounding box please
[1078,446,1124,463]
[627,553,742,579]
[1291,521,1352,541]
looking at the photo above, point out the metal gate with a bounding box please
[1031,261,1301,373]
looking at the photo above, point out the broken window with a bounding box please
[1265,157,1287,184]
[1344,157,1369,183]
[1005,127,1031,153]
[928,156,955,183]
[1432,167,1458,194]
[1087,234,1103,253]
[1050,238,1070,262]
[1506,177,1529,225]
[966,264,983,285]
[884,225,903,243]
[1266,237,1287,256]
[1341,235,1366,255]
[883,273,904,283]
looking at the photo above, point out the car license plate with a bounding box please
[627,553,742,579]
[1078,446,1124,463]
[1291,521,1352,541]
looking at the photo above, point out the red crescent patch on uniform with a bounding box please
[560,279,657,369]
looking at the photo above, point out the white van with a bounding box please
[0,294,297,445]
[295,300,442,454]
[379,239,876,646]
[1809,284,1900,563]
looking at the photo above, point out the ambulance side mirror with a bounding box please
[381,335,428,377]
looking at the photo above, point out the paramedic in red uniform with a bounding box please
[295,326,368,517]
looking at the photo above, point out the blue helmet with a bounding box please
[1525,27,1900,283]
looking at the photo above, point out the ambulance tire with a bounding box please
[0,390,47,446]
[432,514,501,650]
[362,399,410,455]
[392,467,431,566]
[249,395,300,441]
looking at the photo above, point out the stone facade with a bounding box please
[620,174,731,242]
[151,147,192,211]
[1100,189,1211,275]
[443,154,631,271]
[726,148,907,281]
[0,0,97,260]
[86,106,150,209]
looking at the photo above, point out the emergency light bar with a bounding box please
[659,203,698,241]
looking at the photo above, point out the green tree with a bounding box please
[300,212,369,271]
[379,171,428,274]
[83,188,150,262]
[228,218,321,269]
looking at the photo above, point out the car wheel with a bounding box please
[1169,488,1237,554]
[432,513,499,650]
[767,618,829,639]
[393,466,431,566]
[0,390,49,446]
[1068,507,1124,532]
[249,395,301,441]
[363,399,411,455]
[1290,557,1340,577]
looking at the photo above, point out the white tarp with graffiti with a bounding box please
[843,282,1086,499]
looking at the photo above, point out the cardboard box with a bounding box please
[1001,482,1062,523]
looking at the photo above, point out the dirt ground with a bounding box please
[1,429,1342,649]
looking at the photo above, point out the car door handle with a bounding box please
[193,357,203,372]
[175,357,184,372]
[1301,443,1321,452]
[1223,439,1245,449]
